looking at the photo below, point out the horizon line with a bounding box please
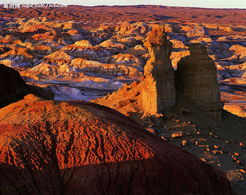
[1,4,246,9]
[0,3,245,9]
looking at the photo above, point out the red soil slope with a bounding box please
[0,94,232,194]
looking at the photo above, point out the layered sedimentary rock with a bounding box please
[176,44,223,121]
[0,46,34,67]
[0,95,232,194]
[224,104,246,118]
[142,26,176,113]
[229,44,246,62]
[93,81,144,118]
[0,16,244,118]
[116,21,151,36]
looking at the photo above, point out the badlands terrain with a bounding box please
[0,5,245,194]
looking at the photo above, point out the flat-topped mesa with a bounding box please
[142,26,176,114]
[176,43,223,121]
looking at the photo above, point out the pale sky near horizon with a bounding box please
[1,0,246,9]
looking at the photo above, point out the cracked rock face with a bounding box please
[142,26,176,114]
[0,94,232,194]
[176,44,223,121]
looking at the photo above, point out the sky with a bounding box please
[1,0,246,9]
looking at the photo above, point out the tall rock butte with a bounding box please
[94,26,176,118]
[142,26,176,113]
[176,44,223,121]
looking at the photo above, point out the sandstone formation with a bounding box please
[110,53,144,70]
[224,104,246,118]
[229,44,246,62]
[93,81,144,119]
[176,44,223,121]
[170,50,190,70]
[186,25,208,37]
[116,22,151,36]
[0,46,34,67]
[0,7,245,192]
[142,26,176,113]
[94,26,176,117]
[0,95,232,194]
[0,16,244,118]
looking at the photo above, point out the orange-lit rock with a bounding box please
[44,50,73,64]
[1,46,33,59]
[116,21,151,36]
[224,104,246,118]
[93,81,143,118]
[94,26,176,118]
[0,95,232,194]
[142,26,176,114]
[0,35,14,44]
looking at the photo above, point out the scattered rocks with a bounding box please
[239,142,245,148]
[181,140,188,146]
[171,131,184,138]
[234,152,240,157]
[240,169,246,174]
[211,150,223,155]
[146,127,155,134]
[214,145,219,149]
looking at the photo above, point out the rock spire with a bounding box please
[176,43,223,121]
[142,26,176,114]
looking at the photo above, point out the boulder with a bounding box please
[0,95,232,194]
